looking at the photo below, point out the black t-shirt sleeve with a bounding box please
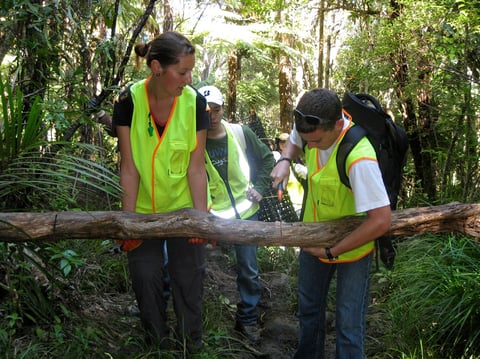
[112,87,134,127]
[195,89,210,132]
[112,85,210,132]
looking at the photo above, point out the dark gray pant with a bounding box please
[127,238,205,348]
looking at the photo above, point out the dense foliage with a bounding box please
[0,0,479,357]
[386,235,480,358]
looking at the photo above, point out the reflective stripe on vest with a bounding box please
[209,198,255,219]
[304,121,377,262]
[130,79,197,214]
[206,120,258,219]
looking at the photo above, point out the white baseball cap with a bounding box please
[198,85,224,106]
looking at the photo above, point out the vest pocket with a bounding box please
[314,178,339,209]
[168,142,189,178]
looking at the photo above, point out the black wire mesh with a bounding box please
[244,112,300,223]
[258,187,299,223]
[245,113,268,140]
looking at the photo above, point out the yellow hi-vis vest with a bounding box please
[130,78,198,214]
[304,122,377,263]
[286,170,304,212]
[206,120,259,219]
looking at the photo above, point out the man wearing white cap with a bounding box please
[198,85,274,344]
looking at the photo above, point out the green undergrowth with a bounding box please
[1,233,479,358]
[382,234,480,358]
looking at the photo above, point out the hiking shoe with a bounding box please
[235,321,260,344]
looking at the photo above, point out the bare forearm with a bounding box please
[271,141,302,189]
[304,205,391,259]
[331,207,391,255]
[188,170,208,212]
[117,126,139,213]
[188,130,208,212]
[120,168,139,212]
[282,140,302,161]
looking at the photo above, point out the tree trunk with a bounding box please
[276,9,294,133]
[389,0,437,202]
[0,203,478,247]
[227,49,239,122]
[163,0,173,33]
[278,49,293,133]
[317,0,325,87]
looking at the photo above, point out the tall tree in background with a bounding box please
[388,0,436,201]
[227,49,239,122]
[220,0,314,132]
[276,7,294,133]
[317,0,326,87]
[335,0,479,204]
[2,0,477,206]
[388,0,479,203]
[4,0,62,120]
[0,0,160,211]
[1,0,159,143]
[163,0,173,32]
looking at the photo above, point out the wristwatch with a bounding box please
[276,157,292,164]
[325,247,338,261]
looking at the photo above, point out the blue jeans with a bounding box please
[235,213,261,325]
[294,250,372,359]
[162,241,170,305]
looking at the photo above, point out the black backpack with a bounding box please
[337,92,409,269]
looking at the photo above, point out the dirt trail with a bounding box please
[98,245,341,358]
[205,246,299,358]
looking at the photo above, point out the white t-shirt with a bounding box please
[289,117,390,213]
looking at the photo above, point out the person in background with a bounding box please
[198,85,274,344]
[274,133,288,159]
[271,88,391,358]
[112,31,209,353]
[276,132,307,179]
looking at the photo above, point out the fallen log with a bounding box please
[0,202,478,247]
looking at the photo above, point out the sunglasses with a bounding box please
[293,109,332,126]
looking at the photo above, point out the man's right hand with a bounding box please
[270,160,290,190]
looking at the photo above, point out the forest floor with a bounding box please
[203,245,387,359]
[92,244,388,359]
[203,245,301,359]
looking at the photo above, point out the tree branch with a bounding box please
[0,203,478,246]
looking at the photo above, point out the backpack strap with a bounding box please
[336,125,367,189]
[218,121,247,220]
